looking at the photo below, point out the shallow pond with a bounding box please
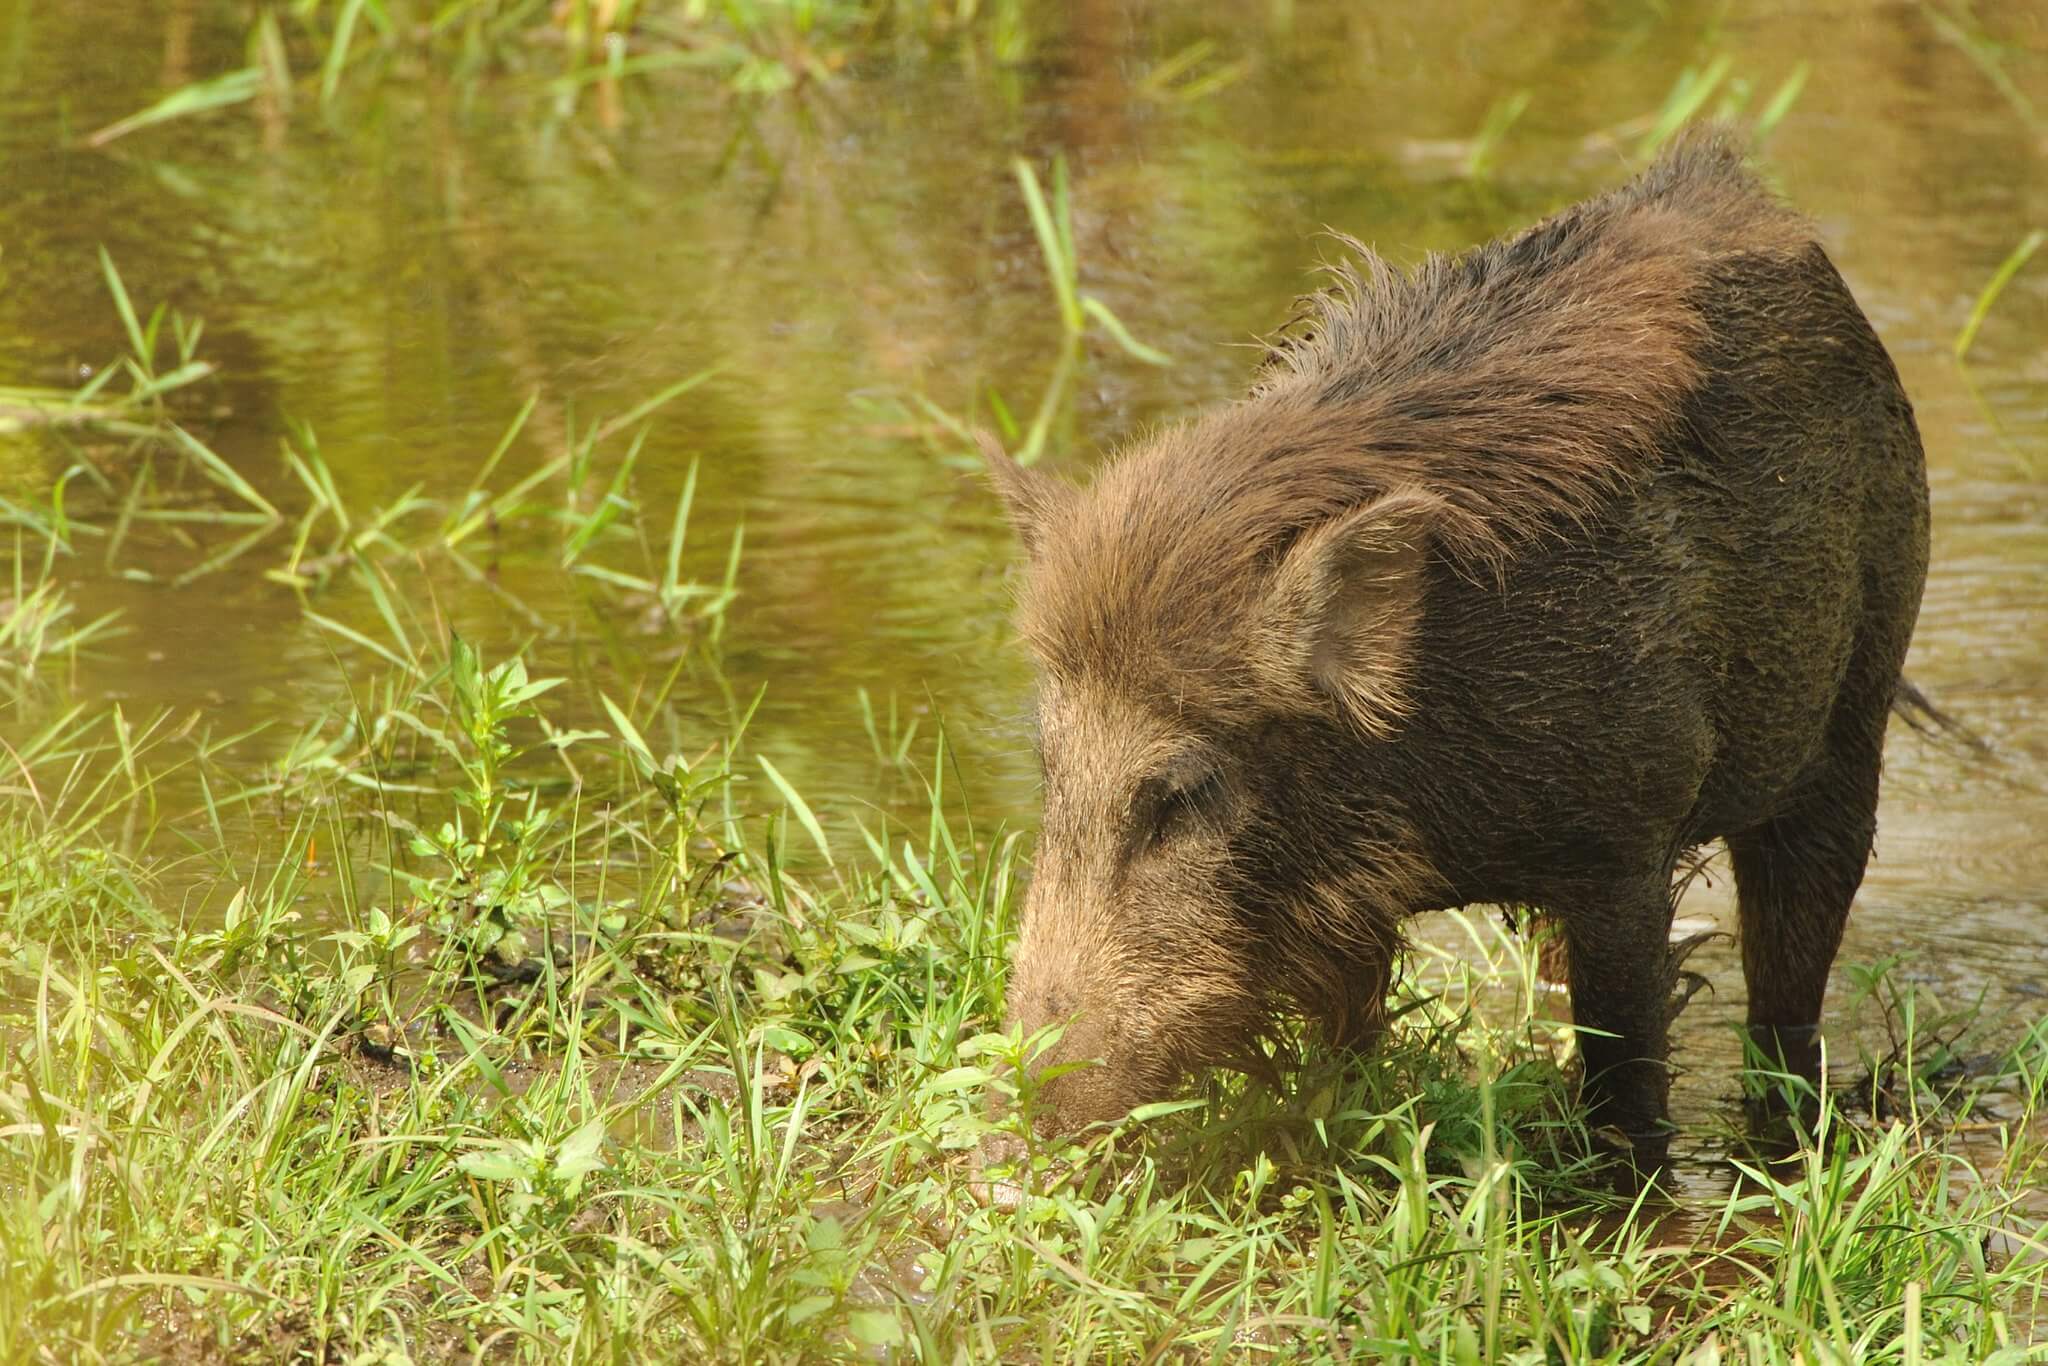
[2,0,2044,1160]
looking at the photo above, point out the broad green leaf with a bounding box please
[457,1150,529,1184]
[847,1311,903,1347]
[553,1119,608,1184]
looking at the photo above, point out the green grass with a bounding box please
[899,154,1176,475]
[0,252,212,439]
[1,601,2045,1359]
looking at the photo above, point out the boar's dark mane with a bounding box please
[1016,131,1815,727]
[1251,130,1812,571]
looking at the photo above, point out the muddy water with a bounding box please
[1,3,2044,1153]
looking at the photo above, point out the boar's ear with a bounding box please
[1257,488,1442,739]
[977,430,1072,558]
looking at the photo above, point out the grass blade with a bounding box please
[1013,158,1081,334]
[1465,89,1531,177]
[1954,228,2044,362]
[321,0,369,108]
[1080,296,1171,366]
[1753,61,1810,138]
[85,68,263,148]
[758,755,830,863]
[591,366,726,445]
[1637,53,1734,160]
[167,426,281,521]
[662,459,701,599]
[98,249,150,372]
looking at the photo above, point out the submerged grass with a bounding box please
[1954,228,2046,363]
[86,0,1036,145]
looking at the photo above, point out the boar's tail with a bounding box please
[1890,677,1990,756]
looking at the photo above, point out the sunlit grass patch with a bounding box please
[2,645,2044,1359]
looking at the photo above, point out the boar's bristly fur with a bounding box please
[984,128,1930,1159]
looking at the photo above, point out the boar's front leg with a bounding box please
[1557,872,1680,1162]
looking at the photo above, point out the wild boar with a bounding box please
[981,129,1929,1159]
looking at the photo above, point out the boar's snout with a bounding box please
[984,667,1275,1140]
[1002,985,1143,1137]
[974,986,1139,1210]
[997,883,1185,1137]
[998,870,1253,1138]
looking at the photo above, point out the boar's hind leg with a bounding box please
[1558,874,1681,1160]
[1727,677,1889,1102]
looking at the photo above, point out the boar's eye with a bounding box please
[1140,768,1228,848]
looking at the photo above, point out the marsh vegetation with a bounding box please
[2,1,2046,1360]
